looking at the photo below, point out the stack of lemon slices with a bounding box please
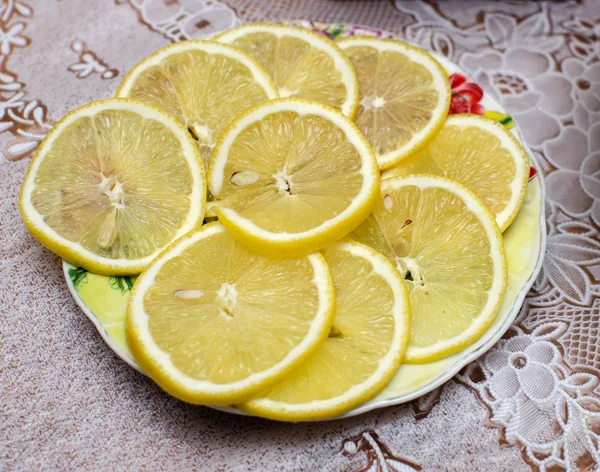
[19,23,530,421]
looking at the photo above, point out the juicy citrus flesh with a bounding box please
[383,115,530,231]
[216,24,358,118]
[19,99,205,275]
[242,241,410,421]
[338,37,450,169]
[208,98,379,257]
[116,41,278,164]
[126,222,335,405]
[351,175,507,363]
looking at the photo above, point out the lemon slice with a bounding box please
[116,40,278,164]
[215,23,358,118]
[241,240,410,421]
[351,175,507,363]
[19,98,206,276]
[338,37,450,170]
[382,114,530,231]
[126,222,335,405]
[207,98,380,257]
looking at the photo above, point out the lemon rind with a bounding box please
[338,36,451,170]
[241,240,411,421]
[19,98,206,276]
[115,39,279,101]
[382,114,530,232]
[126,222,336,405]
[380,174,508,363]
[208,98,380,258]
[215,23,359,119]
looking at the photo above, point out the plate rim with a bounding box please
[63,262,142,373]
[62,21,547,420]
[341,159,547,416]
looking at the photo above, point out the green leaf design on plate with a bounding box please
[498,114,513,127]
[327,24,344,39]
[484,110,515,129]
[108,276,137,294]
[68,267,88,291]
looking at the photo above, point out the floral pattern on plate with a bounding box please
[63,22,545,424]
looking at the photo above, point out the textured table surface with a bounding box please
[2,1,599,471]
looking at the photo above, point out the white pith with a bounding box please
[244,240,411,417]
[208,99,377,243]
[20,99,205,270]
[128,223,335,396]
[217,24,358,117]
[379,175,506,360]
[338,37,450,169]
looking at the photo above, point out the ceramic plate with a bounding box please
[63,22,546,419]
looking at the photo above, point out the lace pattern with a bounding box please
[1,1,598,471]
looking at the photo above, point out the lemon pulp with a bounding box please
[338,37,450,169]
[19,99,205,275]
[216,24,358,117]
[383,115,529,231]
[208,99,379,257]
[242,241,410,421]
[351,175,507,362]
[117,41,278,163]
[126,223,335,405]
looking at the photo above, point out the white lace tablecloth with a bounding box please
[2,1,599,471]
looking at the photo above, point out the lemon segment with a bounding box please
[382,114,530,231]
[126,222,335,405]
[116,40,278,164]
[351,175,507,363]
[241,240,410,421]
[338,37,450,170]
[216,23,359,118]
[19,98,206,275]
[208,98,380,257]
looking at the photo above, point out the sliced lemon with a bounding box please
[215,23,358,118]
[382,114,530,231]
[241,240,410,421]
[126,222,335,405]
[116,40,278,164]
[351,175,507,363]
[207,98,380,258]
[338,36,450,170]
[19,98,206,276]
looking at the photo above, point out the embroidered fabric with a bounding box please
[1,1,598,471]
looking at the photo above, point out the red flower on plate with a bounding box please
[529,166,538,181]
[449,73,485,115]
